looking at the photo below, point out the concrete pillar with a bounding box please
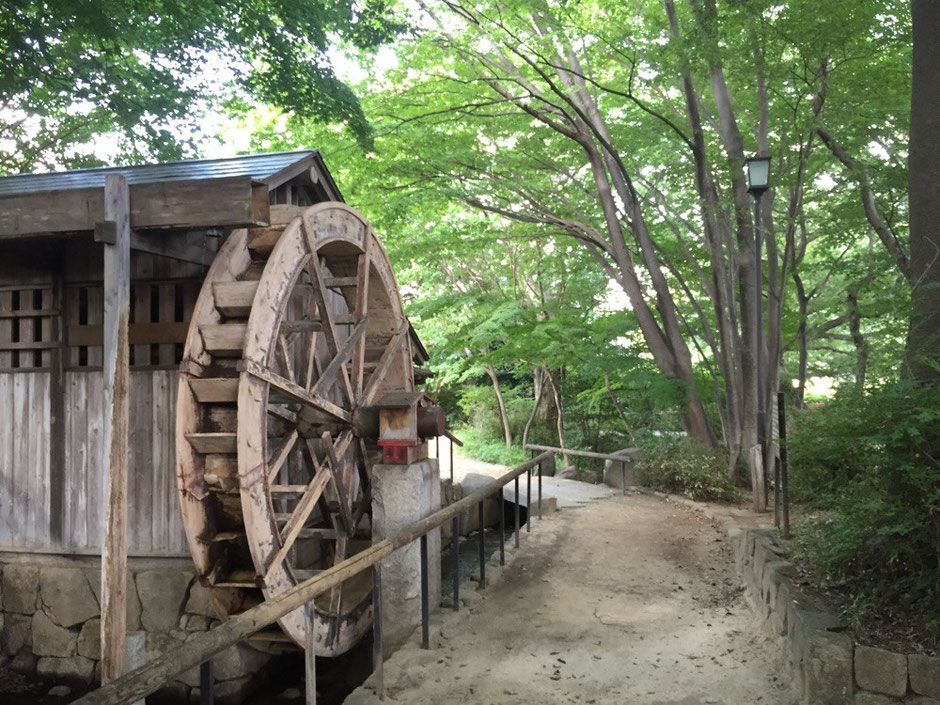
[371,458,441,652]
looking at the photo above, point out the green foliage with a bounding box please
[0,0,401,172]
[790,381,940,637]
[634,436,739,503]
[454,427,529,467]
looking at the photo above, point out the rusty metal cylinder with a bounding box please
[352,405,446,440]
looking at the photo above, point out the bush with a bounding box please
[789,381,940,640]
[634,436,738,502]
[454,427,529,467]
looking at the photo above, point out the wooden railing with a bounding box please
[73,451,553,705]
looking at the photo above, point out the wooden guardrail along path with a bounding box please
[72,451,553,705]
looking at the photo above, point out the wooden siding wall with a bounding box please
[0,368,189,556]
[0,240,207,556]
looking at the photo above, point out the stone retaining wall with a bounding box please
[737,529,940,705]
[0,556,275,702]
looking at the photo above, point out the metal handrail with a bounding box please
[73,451,553,705]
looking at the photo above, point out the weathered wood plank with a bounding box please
[31,373,51,546]
[0,292,12,368]
[87,286,103,367]
[0,375,13,545]
[199,323,246,356]
[68,321,189,348]
[188,377,239,403]
[158,283,176,365]
[151,371,170,552]
[131,256,154,366]
[185,432,237,454]
[0,176,270,239]
[127,373,153,553]
[212,281,258,318]
[49,275,66,544]
[101,174,131,683]
[65,372,90,548]
[12,375,29,543]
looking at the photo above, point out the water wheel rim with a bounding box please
[238,203,414,651]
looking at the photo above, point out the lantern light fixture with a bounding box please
[745,156,771,194]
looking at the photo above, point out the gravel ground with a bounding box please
[345,492,796,705]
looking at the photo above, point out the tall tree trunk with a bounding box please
[907,0,940,381]
[847,284,869,389]
[522,366,546,448]
[544,369,570,467]
[485,364,512,449]
[794,272,809,407]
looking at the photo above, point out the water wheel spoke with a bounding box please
[326,533,347,645]
[275,335,296,384]
[301,219,355,404]
[266,429,299,485]
[361,321,410,406]
[321,431,355,536]
[310,316,369,398]
[303,329,320,390]
[352,234,372,396]
[267,403,297,425]
[264,464,332,581]
[244,359,352,423]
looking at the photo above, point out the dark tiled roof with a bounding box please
[0,150,319,195]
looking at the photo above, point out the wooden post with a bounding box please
[305,603,316,705]
[49,268,66,543]
[100,174,131,683]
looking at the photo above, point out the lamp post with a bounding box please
[746,156,771,507]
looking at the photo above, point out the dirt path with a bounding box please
[346,492,795,705]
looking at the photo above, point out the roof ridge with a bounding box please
[0,149,318,181]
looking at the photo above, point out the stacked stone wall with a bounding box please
[737,529,940,705]
[0,557,275,702]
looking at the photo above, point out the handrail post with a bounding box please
[526,465,531,533]
[778,391,791,538]
[452,516,460,611]
[514,476,520,548]
[419,535,429,649]
[477,502,486,589]
[537,461,542,520]
[498,491,505,565]
[372,563,384,700]
[304,604,316,705]
[199,660,213,705]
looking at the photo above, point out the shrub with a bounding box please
[634,436,738,502]
[453,427,529,467]
[789,380,940,641]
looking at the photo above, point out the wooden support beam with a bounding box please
[127,231,217,266]
[0,176,270,239]
[100,174,131,684]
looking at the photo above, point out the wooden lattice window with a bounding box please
[65,278,201,369]
[0,284,57,370]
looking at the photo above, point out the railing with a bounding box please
[524,443,641,495]
[73,450,553,705]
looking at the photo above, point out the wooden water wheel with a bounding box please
[177,202,415,655]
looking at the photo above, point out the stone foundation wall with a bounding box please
[0,555,275,702]
[737,529,940,705]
